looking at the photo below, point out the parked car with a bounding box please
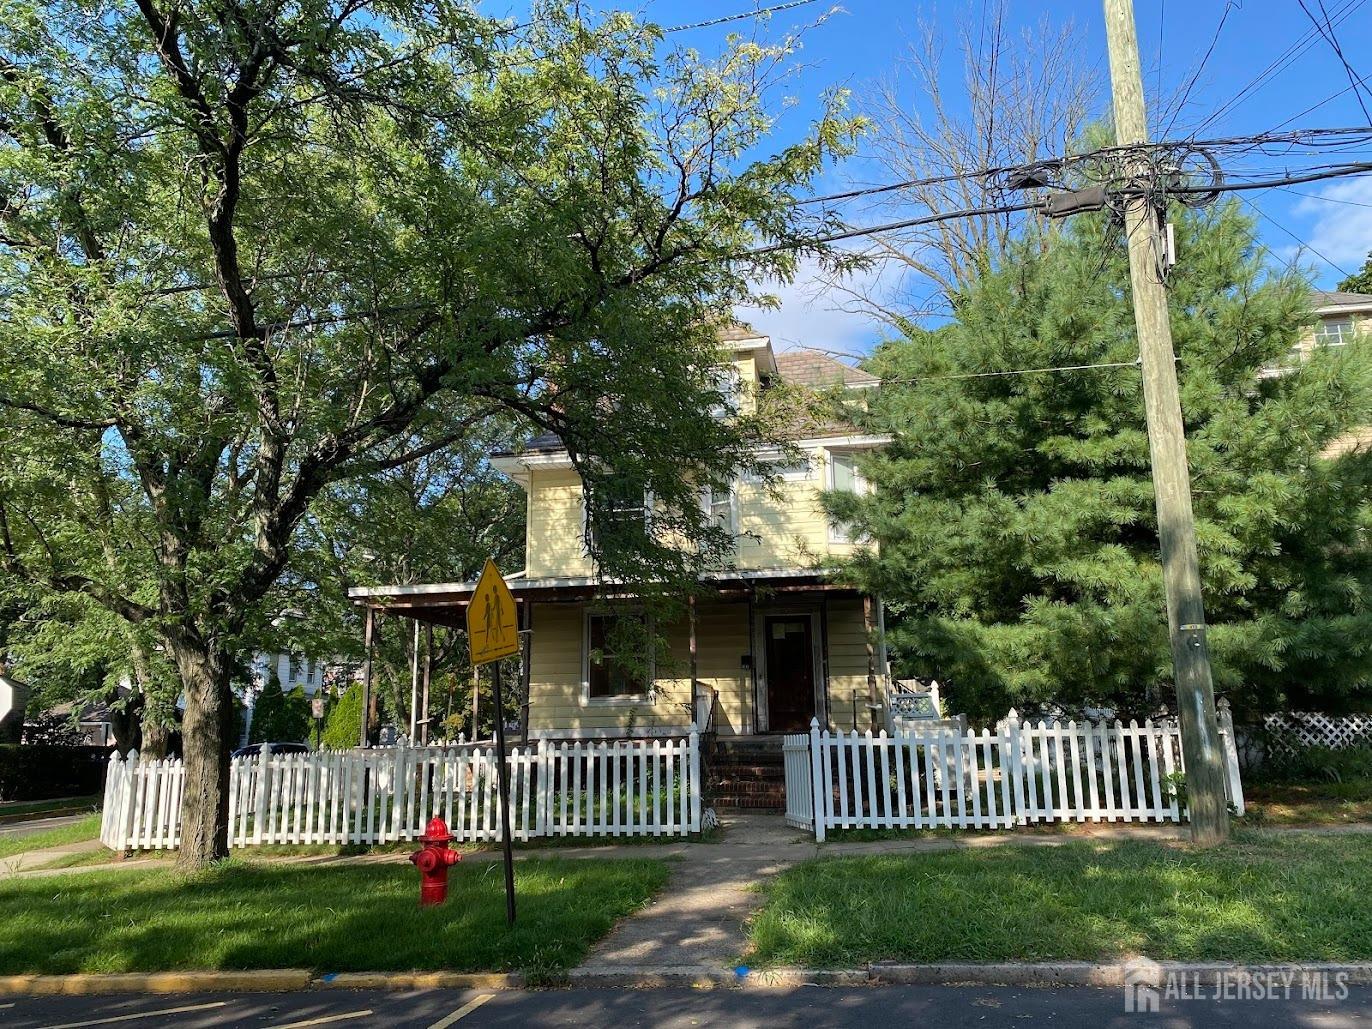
[231,742,310,758]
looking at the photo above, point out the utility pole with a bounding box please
[1103,0,1228,844]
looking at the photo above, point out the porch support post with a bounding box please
[519,600,533,741]
[819,595,832,731]
[360,607,376,748]
[408,618,421,741]
[863,595,880,731]
[420,623,433,745]
[688,594,699,723]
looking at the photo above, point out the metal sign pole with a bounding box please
[491,661,517,926]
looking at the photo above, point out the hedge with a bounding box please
[0,745,108,802]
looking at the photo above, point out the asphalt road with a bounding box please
[3,985,1369,1028]
[0,813,88,840]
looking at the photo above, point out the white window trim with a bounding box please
[581,608,654,706]
[700,481,740,537]
[744,449,814,484]
[583,487,653,554]
[827,448,870,544]
[1315,317,1355,348]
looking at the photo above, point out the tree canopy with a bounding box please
[0,0,856,866]
[831,203,1372,722]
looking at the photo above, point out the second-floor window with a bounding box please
[709,366,742,419]
[1315,316,1355,348]
[828,450,870,543]
[700,483,738,538]
[584,478,651,553]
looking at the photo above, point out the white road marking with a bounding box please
[270,1011,374,1029]
[428,993,495,1029]
[37,1001,228,1029]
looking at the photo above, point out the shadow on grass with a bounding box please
[747,831,1372,967]
[0,857,668,982]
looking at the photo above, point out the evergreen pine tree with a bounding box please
[834,203,1372,721]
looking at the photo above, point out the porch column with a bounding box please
[360,606,375,748]
[408,618,421,740]
[863,595,880,731]
[420,623,433,745]
[688,594,699,721]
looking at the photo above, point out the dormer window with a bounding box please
[709,366,742,419]
[1315,316,1355,348]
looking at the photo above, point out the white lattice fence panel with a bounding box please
[1263,712,1372,753]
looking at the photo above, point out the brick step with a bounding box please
[714,797,786,811]
[711,778,786,795]
[710,763,785,778]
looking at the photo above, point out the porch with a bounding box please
[348,570,891,743]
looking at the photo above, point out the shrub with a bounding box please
[0,744,107,801]
[321,685,362,750]
[1255,744,1372,785]
[248,675,311,744]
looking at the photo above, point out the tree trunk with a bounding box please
[170,638,234,871]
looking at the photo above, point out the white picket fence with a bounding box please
[784,704,1245,841]
[101,732,702,851]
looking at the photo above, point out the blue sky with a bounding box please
[495,1,1372,353]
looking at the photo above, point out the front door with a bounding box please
[764,615,816,733]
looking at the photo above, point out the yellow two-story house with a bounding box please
[350,326,889,741]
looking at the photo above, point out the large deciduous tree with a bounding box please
[831,204,1372,721]
[0,0,855,867]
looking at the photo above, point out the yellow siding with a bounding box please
[525,468,592,580]
[522,446,869,580]
[526,595,877,736]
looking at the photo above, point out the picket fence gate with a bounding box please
[100,731,702,851]
[784,702,1245,841]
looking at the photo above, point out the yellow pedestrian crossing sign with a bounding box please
[467,558,520,666]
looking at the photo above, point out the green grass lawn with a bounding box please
[0,857,668,980]
[0,813,103,860]
[748,831,1372,967]
[0,795,101,822]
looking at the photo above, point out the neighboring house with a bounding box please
[350,327,891,739]
[1297,290,1372,458]
[0,667,30,745]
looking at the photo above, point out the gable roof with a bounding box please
[1312,289,1372,312]
[772,350,878,388]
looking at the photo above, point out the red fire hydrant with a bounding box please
[409,816,462,906]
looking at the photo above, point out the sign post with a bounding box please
[466,558,521,926]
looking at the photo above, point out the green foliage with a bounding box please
[835,203,1372,720]
[1255,744,1372,785]
[320,684,362,751]
[247,674,310,745]
[1338,251,1372,295]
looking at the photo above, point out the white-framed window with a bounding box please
[827,449,870,543]
[744,451,813,484]
[583,479,652,552]
[288,654,303,682]
[1315,316,1356,348]
[583,611,651,702]
[700,481,739,538]
[708,365,743,419]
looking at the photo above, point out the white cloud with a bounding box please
[734,254,888,357]
[1290,177,1372,271]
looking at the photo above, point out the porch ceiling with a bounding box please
[348,568,861,621]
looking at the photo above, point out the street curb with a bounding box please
[2,962,1369,995]
[866,960,1372,987]
[0,970,314,996]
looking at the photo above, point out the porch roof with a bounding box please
[348,567,859,624]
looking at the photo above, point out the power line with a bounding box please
[1191,0,1369,136]
[1160,0,1236,140]
[662,0,824,33]
[1238,194,1352,277]
[1297,0,1372,123]
[873,359,1146,387]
